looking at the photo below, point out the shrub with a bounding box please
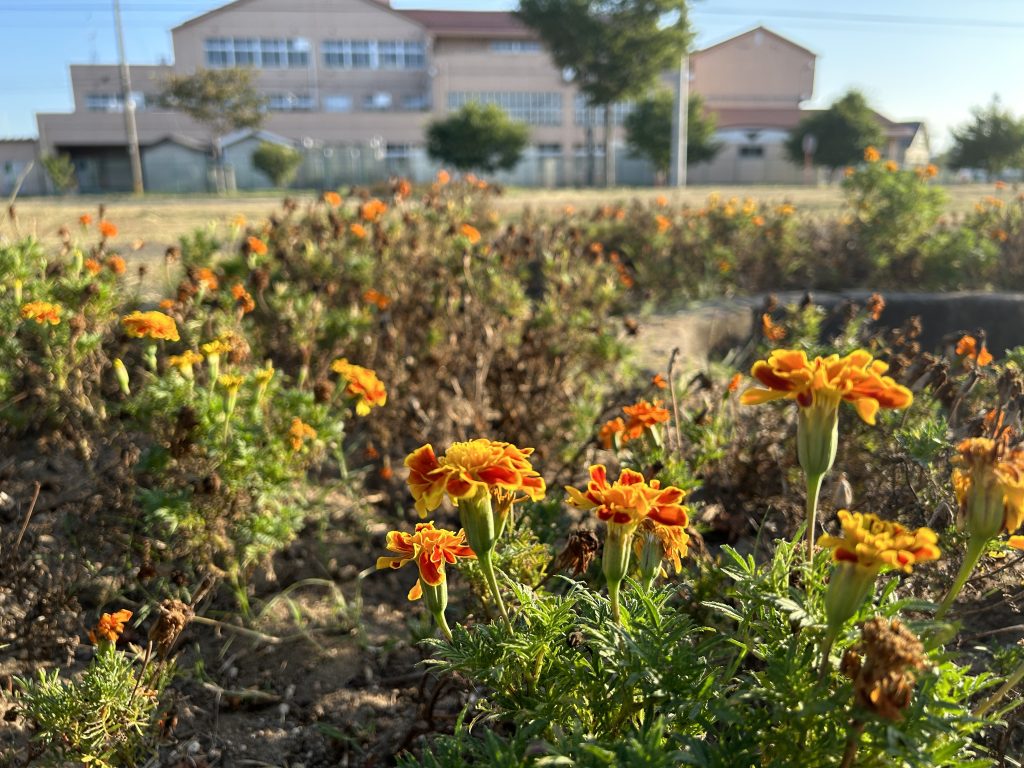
[252,141,303,187]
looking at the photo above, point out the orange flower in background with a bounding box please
[777,203,796,216]
[247,236,268,255]
[952,436,1024,539]
[844,166,856,178]
[159,298,176,311]
[728,372,743,392]
[122,310,180,342]
[460,223,481,244]
[752,215,765,227]
[231,283,255,314]
[107,255,126,275]
[924,164,939,178]
[361,198,388,222]
[377,521,475,601]
[436,169,450,186]
[655,214,671,233]
[89,609,132,644]
[740,348,913,426]
[995,180,1008,190]
[864,146,881,163]
[652,373,668,390]
[867,292,886,321]
[20,301,62,326]
[885,161,899,172]
[622,399,670,430]
[232,214,247,228]
[819,510,940,574]
[363,288,391,310]
[289,417,317,451]
[762,313,786,341]
[566,465,688,531]
[350,223,367,239]
[404,439,546,518]
[656,195,668,207]
[196,267,219,291]
[956,335,994,366]
[599,417,627,449]
[84,258,102,275]
[79,213,93,226]
[99,220,118,238]
[396,179,412,198]
[331,358,387,415]
[323,191,342,207]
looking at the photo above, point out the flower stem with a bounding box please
[840,720,865,768]
[975,659,1024,718]
[608,578,622,624]
[936,535,988,620]
[806,471,825,560]
[477,550,511,630]
[432,610,454,642]
[818,627,839,681]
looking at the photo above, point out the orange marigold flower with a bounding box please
[363,288,391,310]
[99,220,118,238]
[436,169,450,186]
[396,179,412,198]
[377,521,475,601]
[350,223,367,239]
[655,214,671,233]
[20,300,62,326]
[762,313,786,341]
[956,335,993,366]
[232,214,247,228]
[777,203,796,216]
[752,215,766,227]
[819,510,940,574]
[864,146,880,163]
[652,373,668,390]
[599,417,627,449]
[405,439,546,518]
[460,223,481,244]
[323,191,342,207]
[159,298,176,311]
[197,267,219,291]
[740,348,913,426]
[231,283,255,314]
[924,164,938,178]
[634,517,691,574]
[331,358,387,415]
[361,198,388,222]
[84,258,102,275]
[122,310,180,342]
[79,213,93,226]
[289,417,317,451]
[656,195,668,207]
[952,436,1024,540]
[844,166,856,178]
[622,399,670,430]
[885,161,899,172]
[247,236,268,255]
[995,180,1008,190]
[566,464,689,532]
[380,464,394,480]
[88,609,132,644]
[867,292,885,321]
[728,372,743,392]
[107,255,126,275]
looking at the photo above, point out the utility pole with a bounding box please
[114,0,144,194]
[669,54,688,187]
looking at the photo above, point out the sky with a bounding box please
[2,0,1024,151]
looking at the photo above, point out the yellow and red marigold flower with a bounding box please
[405,439,546,518]
[361,198,388,222]
[955,335,993,367]
[622,399,670,430]
[761,313,786,341]
[566,465,688,532]
[819,510,940,574]
[122,310,179,342]
[460,224,481,244]
[952,436,1024,541]
[331,358,387,416]
[740,348,912,426]
[88,609,132,644]
[107,255,126,275]
[289,417,317,452]
[634,516,691,576]
[247,236,268,256]
[20,301,62,326]
[377,521,476,601]
[99,220,118,238]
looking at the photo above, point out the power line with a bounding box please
[692,6,1024,29]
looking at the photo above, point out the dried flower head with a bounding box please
[842,617,926,721]
[551,527,601,576]
[148,599,193,659]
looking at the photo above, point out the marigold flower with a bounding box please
[20,300,62,325]
[88,609,132,644]
[995,180,1008,190]
[634,516,691,583]
[396,179,412,198]
[777,203,796,216]
[867,292,885,321]
[218,374,244,393]
[99,220,118,238]
[436,169,450,186]
[752,215,766,227]
[952,437,1024,541]
[159,298,176,311]
[361,198,388,222]
[728,372,743,392]
[599,417,627,449]
[107,255,126,275]
[655,214,671,233]
[377,521,476,600]
[254,361,275,386]
[202,338,233,357]
[956,335,993,366]
[84,258,102,275]
[844,166,855,178]
[232,214,247,228]
[656,195,668,207]
[79,213,93,226]
[460,223,481,244]
[122,310,179,341]
[323,191,342,207]
[761,313,786,341]
[289,417,317,451]
[363,288,390,310]
[331,358,387,416]
[652,373,668,389]
[622,399,670,430]
[168,350,203,376]
[885,160,899,172]
[924,164,938,178]
[247,236,268,255]
[819,510,940,574]
[350,223,367,239]
[196,267,219,291]
[864,146,880,163]
[231,282,255,314]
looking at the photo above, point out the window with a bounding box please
[447,91,562,126]
[404,41,425,69]
[386,143,413,158]
[85,92,147,112]
[574,95,634,126]
[323,94,352,113]
[266,93,314,112]
[491,40,542,53]
[739,146,764,158]
[203,37,309,69]
[321,40,426,70]
[378,41,400,69]
[402,93,430,111]
[287,38,310,68]
[205,37,232,67]
[260,38,285,68]
[536,143,562,157]
[233,37,258,66]
[322,41,346,68]
[363,91,393,111]
[350,40,372,69]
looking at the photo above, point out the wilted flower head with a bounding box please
[842,617,926,721]
[406,439,545,518]
[376,521,475,601]
[122,310,180,341]
[88,609,132,644]
[20,301,62,326]
[819,510,940,574]
[289,417,317,451]
[331,358,387,415]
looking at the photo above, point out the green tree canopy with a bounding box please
[516,0,693,185]
[159,68,267,150]
[40,153,76,194]
[625,90,720,178]
[785,90,884,174]
[252,141,303,187]
[949,97,1024,177]
[426,102,530,174]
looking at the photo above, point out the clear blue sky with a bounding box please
[2,0,1023,151]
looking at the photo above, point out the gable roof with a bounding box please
[695,25,816,59]
[172,0,424,33]
[398,10,535,39]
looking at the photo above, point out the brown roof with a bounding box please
[709,107,806,130]
[695,26,816,59]
[398,10,536,39]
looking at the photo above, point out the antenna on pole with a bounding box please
[114,0,144,194]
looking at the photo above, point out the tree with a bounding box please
[40,153,76,194]
[159,68,267,184]
[252,141,303,187]
[426,102,529,174]
[949,97,1024,178]
[625,90,720,181]
[785,90,884,176]
[517,0,693,187]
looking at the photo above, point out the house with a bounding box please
[22,2,926,192]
